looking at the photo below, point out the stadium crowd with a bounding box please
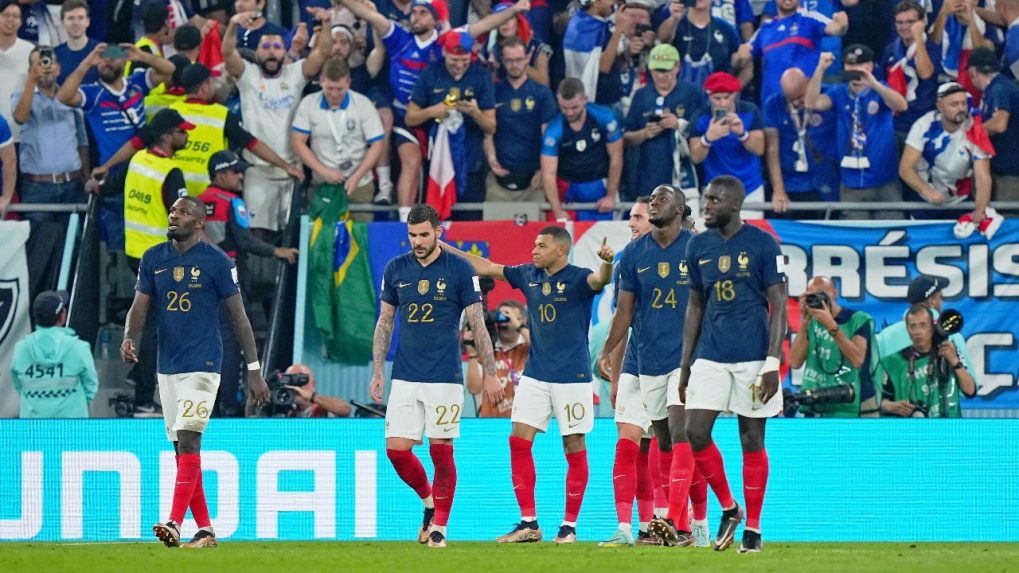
[1,0,1011,419]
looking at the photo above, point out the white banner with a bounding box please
[0,221,32,418]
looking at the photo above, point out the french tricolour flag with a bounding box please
[563,11,610,101]
[425,113,466,220]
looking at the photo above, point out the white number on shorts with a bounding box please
[563,402,585,423]
[435,404,462,426]
[180,399,210,419]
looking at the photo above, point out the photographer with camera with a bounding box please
[250,364,351,418]
[465,298,529,417]
[879,305,975,417]
[788,276,879,417]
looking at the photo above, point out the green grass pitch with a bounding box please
[2,542,1018,572]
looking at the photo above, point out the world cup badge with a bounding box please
[173,267,185,282]
[418,280,429,295]
[718,256,731,273]
[658,262,670,278]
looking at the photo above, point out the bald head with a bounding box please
[781,68,809,104]
[285,363,317,391]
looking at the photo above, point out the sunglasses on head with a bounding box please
[260,41,284,50]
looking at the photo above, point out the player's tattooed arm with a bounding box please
[438,240,507,281]
[370,302,397,403]
[465,302,497,377]
[465,301,505,405]
[121,291,152,363]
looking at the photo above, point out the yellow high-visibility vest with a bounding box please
[124,36,162,77]
[144,83,186,122]
[168,99,229,196]
[124,149,177,259]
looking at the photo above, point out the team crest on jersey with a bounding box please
[867,100,880,115]
[679,260,688,276]
[738,252,749,272]
[718,256,731,273]
[436,279,446,294]
[173,267,185,282]
[576,139,587,151]
[675,105,686,118]
[511,98,521,112]
[418,280,430,295]
[191,267,201,280]
[346,119,356,131]
[658,262,670,278]
[591,129,601,142]
[542,282,551,296]
[556,281,566,294]
[525,96,535,110]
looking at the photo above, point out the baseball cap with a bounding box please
[648,44,680,71]
[33,290,69,327]
[149,108,195,137]
[967,47,1000,72]
[410,0,449,25]
[208,150,250,177]
[937,81,968,99]
[843,44,874,65]
[180,63,212,91]
[440,28,473,55]
[174,24,203,52]
[704,71,741,94]
[907,275,944,304]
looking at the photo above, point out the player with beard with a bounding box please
[370,204,503,548]
[124,194,269,549]
[678,175,787,554]
[223,7,333,237]
[442,226,614,544]
[596,185,705,548]
[339,0,531,220]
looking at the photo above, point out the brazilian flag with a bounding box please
[308,183,348,342]
[329,219,376,363]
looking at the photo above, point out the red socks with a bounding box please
[509,436,537,517]
[189,470,212,528]
[170,453,201,525]
[692,442,735,510]
[648,443,667,510]
[667,442,694,532]
[657,447,673,502]
[429,444,457,528]
[611,439,639,525]
[564,450,588,523]
[635,447,654,523]
[386,449,433,500]
[743,449,769,531]
[690,466,708,522]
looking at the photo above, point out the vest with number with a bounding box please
[144,83,186,121]
[881,349,963,418]
[125,36,162,77]
[168,99,229,196]
[124,149,177,259]
[801,310,873,417]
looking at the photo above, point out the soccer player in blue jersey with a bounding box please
[678,175,787,554]
[339,0,530,217]
[122,195,269,549]
[442,226,614,544]
[370,204,503,548]
[596,185,705,548]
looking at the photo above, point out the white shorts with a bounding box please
[385,379,464,441]
[512,376,594,436]
[158,372,220,442]
[244,164,294,232]
[639,368,683,420]
[614,373,651,432]
[684,359,783,418]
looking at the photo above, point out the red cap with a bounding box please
[440,27,473,55]
[704,72,741,95]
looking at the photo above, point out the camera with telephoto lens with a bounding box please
[782,383,855,417]
[804,291,830,310]
[932,308,964,346]
[266,371,310,412]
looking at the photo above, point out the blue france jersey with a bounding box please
[494,78,558,174]
[826,84,899,188]
[136,242,240,375]
[381,250,482,383]
[618,231,693,376]
[691,101,764,191]
[382,24,443,109]
[542,103,622,183]
[686,225,784,363]
[749,11,830,105]
[505,264,600,383]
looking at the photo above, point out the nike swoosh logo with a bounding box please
[529,282,540,287]
[568,492,582,497]
[155,269,167,274]
[613,475,628,481]
[637,267,650,273]
[397,282,412,288]
[433,88,445,93]
[443,426,455,432]
[568,422,582,428]
[699,259,712,265]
